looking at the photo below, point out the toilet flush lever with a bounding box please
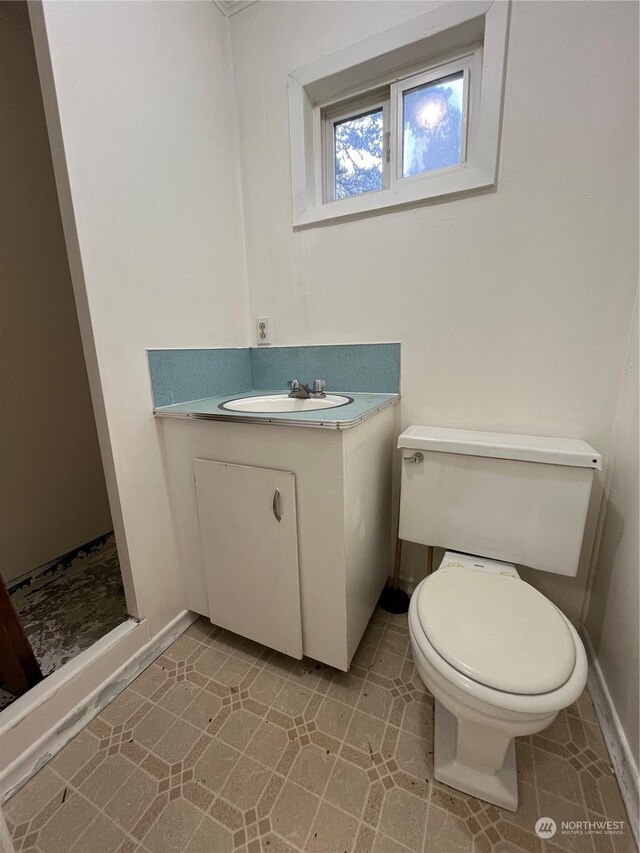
[403,452,424,463]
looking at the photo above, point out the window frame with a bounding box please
[390,50,479,186]
[322,91,390,204]
[287,0,510,228]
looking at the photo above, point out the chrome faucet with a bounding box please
[288,379,327,399]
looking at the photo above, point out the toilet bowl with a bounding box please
[408,551,588,811]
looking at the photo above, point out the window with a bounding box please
[324,94,388,202]
[288,1,509,227]
[322,52,478,205]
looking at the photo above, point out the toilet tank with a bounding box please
[398,426,602,577]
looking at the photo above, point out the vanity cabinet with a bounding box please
[193,459,302,659]
[160,404,397,670]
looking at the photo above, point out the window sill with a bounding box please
[293,164,496,228]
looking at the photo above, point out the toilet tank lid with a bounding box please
[398,426,602,470]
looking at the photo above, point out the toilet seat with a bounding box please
[409,587,587,716]
[415,567,576,695]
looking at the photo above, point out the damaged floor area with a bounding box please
[2,608,633,852]
[1,534,129,712]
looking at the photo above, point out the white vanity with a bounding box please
[156,391,398,670]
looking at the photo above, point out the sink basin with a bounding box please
[220,393,352,413]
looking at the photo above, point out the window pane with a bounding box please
[334,108,383,200]
[402,72,464,178]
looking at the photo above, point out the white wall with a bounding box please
[1,0,248,779]
[585,292,639,774]
[228,0,639,620]
[0,2,112,584]
[33,0,250,631]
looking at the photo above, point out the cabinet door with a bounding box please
[193,459,302,659]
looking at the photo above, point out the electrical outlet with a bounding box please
[256,317,271,346]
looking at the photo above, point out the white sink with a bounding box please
[220,393,351,413]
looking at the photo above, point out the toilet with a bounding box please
[398,425,602,811]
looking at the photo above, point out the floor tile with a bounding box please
[307,800,359,851]
[270,780,321,848]
[79,754,137,808]
[401,694,434,740]
[183,616,216,644]
[142,797,203,853]
[213,656,253,688]
[357,682,394,723]
[394,728,432,782]
[272,680,312,717]
[326,672,365,706]
[324,757,370,818]
[378,630,410,658]
[3,768,64,825]
[69,812,127,853]
[315,696,355,740]
[2,610,632,853]
[378,786,427,851]
[103,767,157,831]
[369,649,405,680]
[192,646,229,679]
[219,754,272,809]
[217,708,262,751]
[247,670,287,706]
[423,803,475,852]
[36,792,99,853]
[288,742,336,796]
[193,737,241,793]
[132,705,176,750]
[181,690,223,730]
[129,663,169,698]
[184,815,233,852]
[344,710,386,754]
[153,718,202,764]
[244,720,289,769]
[156,680,202,716]
[534,746,584,806]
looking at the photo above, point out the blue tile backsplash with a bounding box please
[250,344,400,394]
[147,343,400,407]
[148,348,252,407]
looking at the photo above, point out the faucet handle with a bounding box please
[288,379,300,390]
[311,379,326,394]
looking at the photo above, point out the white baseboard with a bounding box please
[0,609,197,804]
[580,627,639,849]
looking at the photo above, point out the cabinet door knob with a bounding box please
[272,489,282,522]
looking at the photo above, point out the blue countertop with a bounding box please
[154,390,399,430]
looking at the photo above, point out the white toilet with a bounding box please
[398,425,602,811]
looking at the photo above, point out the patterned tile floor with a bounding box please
[2,609,635,853]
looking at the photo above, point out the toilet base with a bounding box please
[434,700,518,811]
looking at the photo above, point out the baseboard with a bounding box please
[7,531,115,594]
[0,609,197,804]
[580,626,639,848]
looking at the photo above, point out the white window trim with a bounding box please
[287,0,510,228]
[390,51,479,185]
[322,92,390,204]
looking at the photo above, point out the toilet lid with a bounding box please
[416,568,576,695]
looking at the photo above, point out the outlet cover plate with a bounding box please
[256,317,271,346]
